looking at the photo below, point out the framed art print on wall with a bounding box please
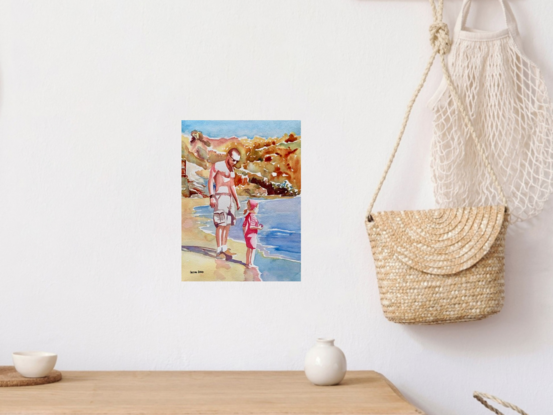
[181,120,301,282]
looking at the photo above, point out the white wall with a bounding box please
[1,0,552,413]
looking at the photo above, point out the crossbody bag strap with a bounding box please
[366,0,508,222]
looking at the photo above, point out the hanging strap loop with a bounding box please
[453,0,520,40]
[366,0,507,222]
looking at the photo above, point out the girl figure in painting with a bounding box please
[242,200,263,268]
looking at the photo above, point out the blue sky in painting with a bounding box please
[182,120,301,139]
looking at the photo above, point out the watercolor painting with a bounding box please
[182,120,301,282]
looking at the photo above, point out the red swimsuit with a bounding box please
[243,212,260,249]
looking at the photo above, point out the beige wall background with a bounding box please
[0,0,551,413]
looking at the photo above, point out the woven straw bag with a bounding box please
[474,392,528,415]
[365,0,509,324]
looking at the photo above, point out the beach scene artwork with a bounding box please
[182,120,301,282]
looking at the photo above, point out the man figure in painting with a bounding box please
[208,148,241,259]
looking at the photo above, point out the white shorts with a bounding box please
[213,194,236,227]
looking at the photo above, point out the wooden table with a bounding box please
[0,371,424,415]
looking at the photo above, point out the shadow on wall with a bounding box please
[404,197,553,357]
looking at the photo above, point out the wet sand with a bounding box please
[182,198,300,282]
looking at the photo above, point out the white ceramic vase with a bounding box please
[304,338,347,386]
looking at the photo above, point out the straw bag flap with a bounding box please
[367,205,505,275]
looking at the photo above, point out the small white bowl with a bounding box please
[12,352,57,378]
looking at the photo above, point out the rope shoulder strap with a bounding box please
[366,0,508,222]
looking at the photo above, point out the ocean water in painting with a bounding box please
[194,197,301,262]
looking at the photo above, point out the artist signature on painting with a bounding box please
[190,271,204,274]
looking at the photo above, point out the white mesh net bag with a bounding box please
[429,0,553,222]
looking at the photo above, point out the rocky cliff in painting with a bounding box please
[182,132,301,198]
